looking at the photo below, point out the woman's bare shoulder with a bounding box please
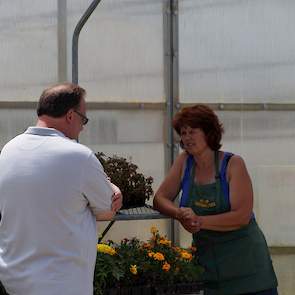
[227,154,249,179]
[228,154,246,167]
[174,151,189,167]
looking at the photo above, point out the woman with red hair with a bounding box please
[154,104,278,295]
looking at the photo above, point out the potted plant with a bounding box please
[93,227,204,295]
[95,153,153,209]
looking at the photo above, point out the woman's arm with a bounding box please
[153,152,187,219]
[180,155,253,232]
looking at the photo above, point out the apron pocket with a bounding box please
[214,233,258,281]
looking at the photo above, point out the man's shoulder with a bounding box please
[55,138,94,158]
[1,133,25,153]
[1,133,94,161]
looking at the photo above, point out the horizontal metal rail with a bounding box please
[269,247,295,255]
[2,101,295,111]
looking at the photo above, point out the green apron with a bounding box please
[186,152,278,295]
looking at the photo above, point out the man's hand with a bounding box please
[111,183,122,213]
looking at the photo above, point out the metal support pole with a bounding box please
[58,0,68,82]
[164,0,179,245]
[72,0,103,84]
[98,220,115,243]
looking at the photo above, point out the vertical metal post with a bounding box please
[72,0,103,84]
[163,0,179,245]
[58,0,68,82]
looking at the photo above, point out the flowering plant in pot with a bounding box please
[93,227,204,295]
[95,153,153,209]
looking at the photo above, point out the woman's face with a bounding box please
[180,126,208,154]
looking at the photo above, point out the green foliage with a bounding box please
[94,228,204,294]
[95,152,153,208]
[94,245,124,295]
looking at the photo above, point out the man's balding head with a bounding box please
[37,83,86,118]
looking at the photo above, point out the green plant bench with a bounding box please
[98,205,169,243]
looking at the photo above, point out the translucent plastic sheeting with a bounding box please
[179,0,295,103]
[79,109,165,190]
[67,0,164,102]
[0,1,58,100]
[0,109,36,147]
[271,255,295,295]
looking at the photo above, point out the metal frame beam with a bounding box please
[2,101,295,111]
[58,0,68,82]
[72,0,103,84]
[163,0,179,245]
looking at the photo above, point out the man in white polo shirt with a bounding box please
[0,83,122,295]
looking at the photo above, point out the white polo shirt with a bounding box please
[0,127,114,295]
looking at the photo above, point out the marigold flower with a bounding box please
[159,239,171,247]
[142,242,152,249]
[153,252,165,261]
[173,246,181,253]
[130,264,137,275]
[148,251,155,258]
[181,251,192,260]
[150,226,158,235]
[97,244,116,256]
[162,262,171,272]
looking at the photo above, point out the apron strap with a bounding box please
[179,155,194,207]
[214,151,222,211]
[214,150,220,180]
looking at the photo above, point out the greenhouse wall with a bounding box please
[0,0,294,294]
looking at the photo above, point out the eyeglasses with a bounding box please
[74,110,89,125]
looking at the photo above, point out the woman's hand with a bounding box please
[179,207,196,220]
[180,218,201,233]
[178,207,202,233]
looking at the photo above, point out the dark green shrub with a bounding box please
[95,153,153,209]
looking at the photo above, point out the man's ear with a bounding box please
[65,110,73,124]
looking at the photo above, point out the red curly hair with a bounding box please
[173,104,224,151]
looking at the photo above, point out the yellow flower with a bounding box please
[97,244,116,256]
[148,251,155,258]
[162,262,171,272]
[173,246,182,253]
[150,226,158,235]
[142,242,152,249]
[130,265,137,275]
[153,252,165,261]
[159,238,171,247]
[180,251,192,261]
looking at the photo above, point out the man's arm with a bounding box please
[81,153,122,221]
[95,183,122,220]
